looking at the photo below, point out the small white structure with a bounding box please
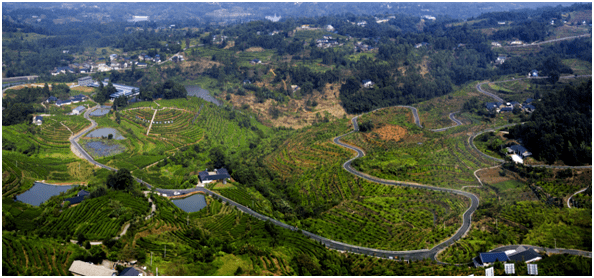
[72,106,86,115]
[504,263,515,275]
[362,79,374,88]
[511,154,523,164]
[326,24,335,31]
[33,116,43,125]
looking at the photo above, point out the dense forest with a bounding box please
[510,80,592,165]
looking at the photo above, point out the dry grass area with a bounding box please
[372,124,407,142]
[245,47,265,52]
[229,83,352,129]
[419,57,430,77]
[71,86,95,93]
[567,10,592,24]
[173,58,222,73]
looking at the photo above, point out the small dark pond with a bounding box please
[185,85,221,106]
[15,182,72,206]
[171,193,208,212]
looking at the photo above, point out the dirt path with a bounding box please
[146,109,158,135]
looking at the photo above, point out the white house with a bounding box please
[72,106,86,115]
[362,79,374,88]
[33,116,43,125]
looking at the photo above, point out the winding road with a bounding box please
[430,111,463,132]
[67,102,590,263]
[567,186,590,208]
[504,34,591,48]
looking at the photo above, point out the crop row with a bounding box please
[2,233,76,276]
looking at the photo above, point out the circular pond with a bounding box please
[84,140,125,157]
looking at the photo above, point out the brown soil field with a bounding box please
[373,124,407,142]
[229,82,351,129]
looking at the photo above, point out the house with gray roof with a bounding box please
[69,260,117,276]
[198,168,231,185]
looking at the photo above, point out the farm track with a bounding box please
[567,186,590,208]
[68,102,591,263]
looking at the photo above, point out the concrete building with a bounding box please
[69,260,117,276]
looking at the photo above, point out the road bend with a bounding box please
[567,186,590,208]
[69,103,591,262]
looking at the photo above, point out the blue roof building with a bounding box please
[474,252,509,267]
[119,267,141,276]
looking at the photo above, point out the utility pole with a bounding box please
[151,252,153,266]
[164,245,166,258]
[496,217,498,230]
[554,238,556,249]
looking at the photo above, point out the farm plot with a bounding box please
[342,107,493,189]
[38,191,149,240]
[2,232,84,276]
[149,109,203,147]
[301,178,469,251]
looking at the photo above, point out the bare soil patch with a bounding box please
[229,82,351,129]
[373,124,407,142]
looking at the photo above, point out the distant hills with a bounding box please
[2,2,578,24]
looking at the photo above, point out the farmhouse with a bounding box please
[33,116,43,125]
[507,247,542,263]
[529,69,538,77]
[362,79,374,88]
[473,252,509,267]
[56,99,72,106]
[72,106,86,115]
[198,168,231,184]
[507,144,532,158]
[51,66,74,76]
[118,267,141,276]
[496,56,506,64]
[250,59,261,65]
[64,190,90,206]
[485,102,502,111]
[87,82,140,101]
[46,96,58,103]
[69,260,117,276]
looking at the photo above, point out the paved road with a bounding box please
[476,75,592,103]
[504,34,591,48]
[567,186,590,208]
[68,103,591,262]
[468,123,592,169]
[430,111,463,132]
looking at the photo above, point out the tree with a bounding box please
[106,168,134,191]
[548,70,560,84]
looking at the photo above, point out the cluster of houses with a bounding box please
[51,50,174,75]
[46,94,88,107]
[137,53,161,63]
[485,98,535,113]
[316,36,341,49]
[474,246,542,268]
[354,41,374,52]
[69,260,142,276]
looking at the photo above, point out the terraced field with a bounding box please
[2,232,83,276]
[149,108,203,147]
[342,108,497,189]
[38,191,150,240]
[301,181,469,250]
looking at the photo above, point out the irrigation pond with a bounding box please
[185,85,221,106]
[171,193,208,212]
[84,127,125,140]
[15,182,72,206]
[83,140,125,157]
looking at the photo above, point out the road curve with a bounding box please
[332,112,480,260]
[68,103,590,262]
[476,75,592,103]
[430,111,463,132]
[504,34,591,48]
[468,123,592,169]
[567,186,590,208]
[489,244,591,258]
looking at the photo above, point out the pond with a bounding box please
[90,108,110,117]
[85,128,125,140]
[84,140,125,157]
[15,182,72,206]
[185,85,221,106]
[171,193,208,213]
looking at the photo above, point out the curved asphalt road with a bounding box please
[430,111,463,132]
[490,244,591,258]
[69,103,590,262]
